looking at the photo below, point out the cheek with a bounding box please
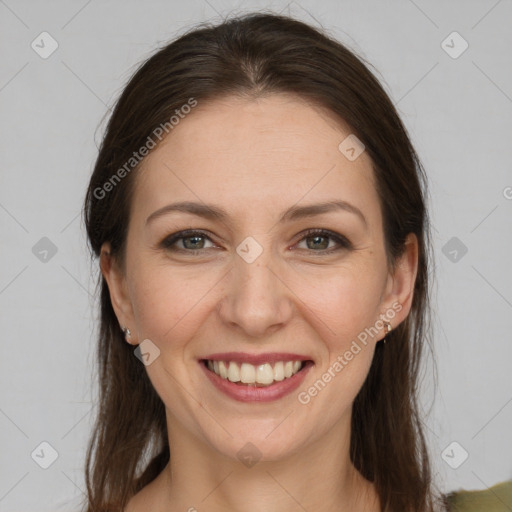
[301,349,374,437]
[128,261,222,344]
[126,263,214,429]
[291,262,385,348]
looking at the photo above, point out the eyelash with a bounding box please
[160,228,352,255]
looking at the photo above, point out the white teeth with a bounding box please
[218,361,228,379]
[240,362,256,383]
[273,361,285,381]
[256,363,274,385]
[206,359,305,386]
[227,361,241,382]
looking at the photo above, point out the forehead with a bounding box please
[131,93,381,230]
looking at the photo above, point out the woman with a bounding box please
[82,12,508,512]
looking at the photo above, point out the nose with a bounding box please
[217,242,294,339]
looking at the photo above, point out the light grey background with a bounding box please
[1,0,511,510]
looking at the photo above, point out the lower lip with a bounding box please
[200,361,313,402]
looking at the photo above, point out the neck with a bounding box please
[145,410,380,512]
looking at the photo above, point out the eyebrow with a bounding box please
[146,199,367,228]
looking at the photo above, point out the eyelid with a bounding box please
[160,229,219,251]
[160,228,352,254]
[293,228,352,252]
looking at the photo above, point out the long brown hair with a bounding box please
[83,12,442,511]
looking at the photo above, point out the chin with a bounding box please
[200,418,309,465]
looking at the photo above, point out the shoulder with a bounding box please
[444,480,512,512]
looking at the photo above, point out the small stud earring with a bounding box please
[382,320,392,344]
[122,326,131,342]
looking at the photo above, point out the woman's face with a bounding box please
[102,93,417,463]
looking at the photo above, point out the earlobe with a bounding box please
[100,242,137,344]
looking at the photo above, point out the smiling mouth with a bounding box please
[201,359,313,387]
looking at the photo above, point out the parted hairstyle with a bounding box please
[83,11,444,512]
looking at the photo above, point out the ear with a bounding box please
[379,233,419,334]
[100,242,138,344]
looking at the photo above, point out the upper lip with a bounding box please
[200,352,312,366]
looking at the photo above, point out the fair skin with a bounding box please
[101,93,418,512]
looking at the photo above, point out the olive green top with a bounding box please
[445,480,512,511]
